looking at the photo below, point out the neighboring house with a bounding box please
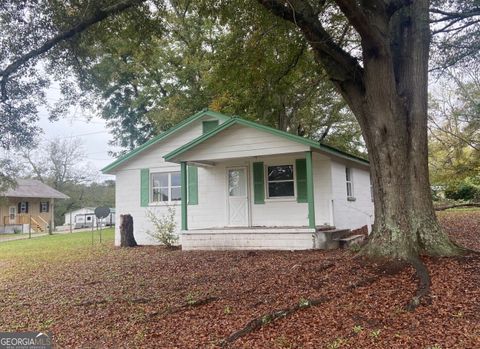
[63,207,115,228]
[103,109,374,250]
[0,179,69,233]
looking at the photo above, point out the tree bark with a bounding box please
[258,0,462,260]
[358,1,462,259]
[120,214,137,247]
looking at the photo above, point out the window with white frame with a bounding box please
[267,165,295,198]
[346,167,354,198]
[151,172,181,203]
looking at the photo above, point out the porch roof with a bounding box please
[1,179,69,199]
[164,117,369,166]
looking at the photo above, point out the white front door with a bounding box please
[227,167,249,226]
[9,206,16,224]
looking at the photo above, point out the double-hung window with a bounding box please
[346,167,354,199]
[151,172,181,203]
[267,165,295,198]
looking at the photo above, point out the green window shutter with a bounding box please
[140,168,150,207]
[202,120,219,134]
[296,158,307,203]
[253,162,265,204]
[188,165,198,205]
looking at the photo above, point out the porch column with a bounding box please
[180,162,188,230]
[305,151,316,228]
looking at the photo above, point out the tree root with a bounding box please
[434,203,480,211]
[405,256,431,311]
[220,274,381,347]
[219,297,329,348]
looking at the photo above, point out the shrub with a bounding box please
[445,180,480,201]
[145,207,178,248]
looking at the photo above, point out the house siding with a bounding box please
[330,161,374,230]
[113,116,223,245]
[175,124,309,161]
[0,197,53,228]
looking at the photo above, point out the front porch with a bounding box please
[181,226,354,250]
[176,151,325,232]
[162,117,357,250]
[1,214,50,233]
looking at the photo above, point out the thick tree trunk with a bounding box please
[258,0,463,261]
[361,124,461,259]
[353,1,462,260]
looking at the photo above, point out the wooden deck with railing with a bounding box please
[2,214,49,233]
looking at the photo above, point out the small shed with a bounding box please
[64,207,115,229]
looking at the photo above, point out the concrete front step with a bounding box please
[334,234,365,249]
[314,229,351,249]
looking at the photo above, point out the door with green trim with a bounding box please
[227,167,249,226]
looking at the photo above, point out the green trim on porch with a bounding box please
[164,117,369,166]
[181,162,188,230]
[102,109,230,173]
[305,151,316,228]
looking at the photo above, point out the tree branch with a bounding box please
[0,0,146,101]
[257,0,364,88]
[430,7,480,22]
[334,0,387,55]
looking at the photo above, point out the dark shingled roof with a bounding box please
[1,179,69,199]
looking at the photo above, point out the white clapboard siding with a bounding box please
[114,116,221,245]
[330,161,374,231]
[177,124,309,161]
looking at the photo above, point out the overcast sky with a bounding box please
[37,86,117,181]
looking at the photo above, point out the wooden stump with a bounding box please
[120,214,137,247]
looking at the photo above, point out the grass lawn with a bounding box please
[0,229,114,278]
[0,214,478,348]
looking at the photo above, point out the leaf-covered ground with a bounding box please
[0,211,479,348]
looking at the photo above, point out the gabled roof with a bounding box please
[102,109,230,173]
[164,117,369,166]
[2,179,69,199]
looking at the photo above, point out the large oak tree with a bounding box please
[256,0,460,261]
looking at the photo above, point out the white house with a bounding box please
[63,207,115,228]
[102,109,374,250]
